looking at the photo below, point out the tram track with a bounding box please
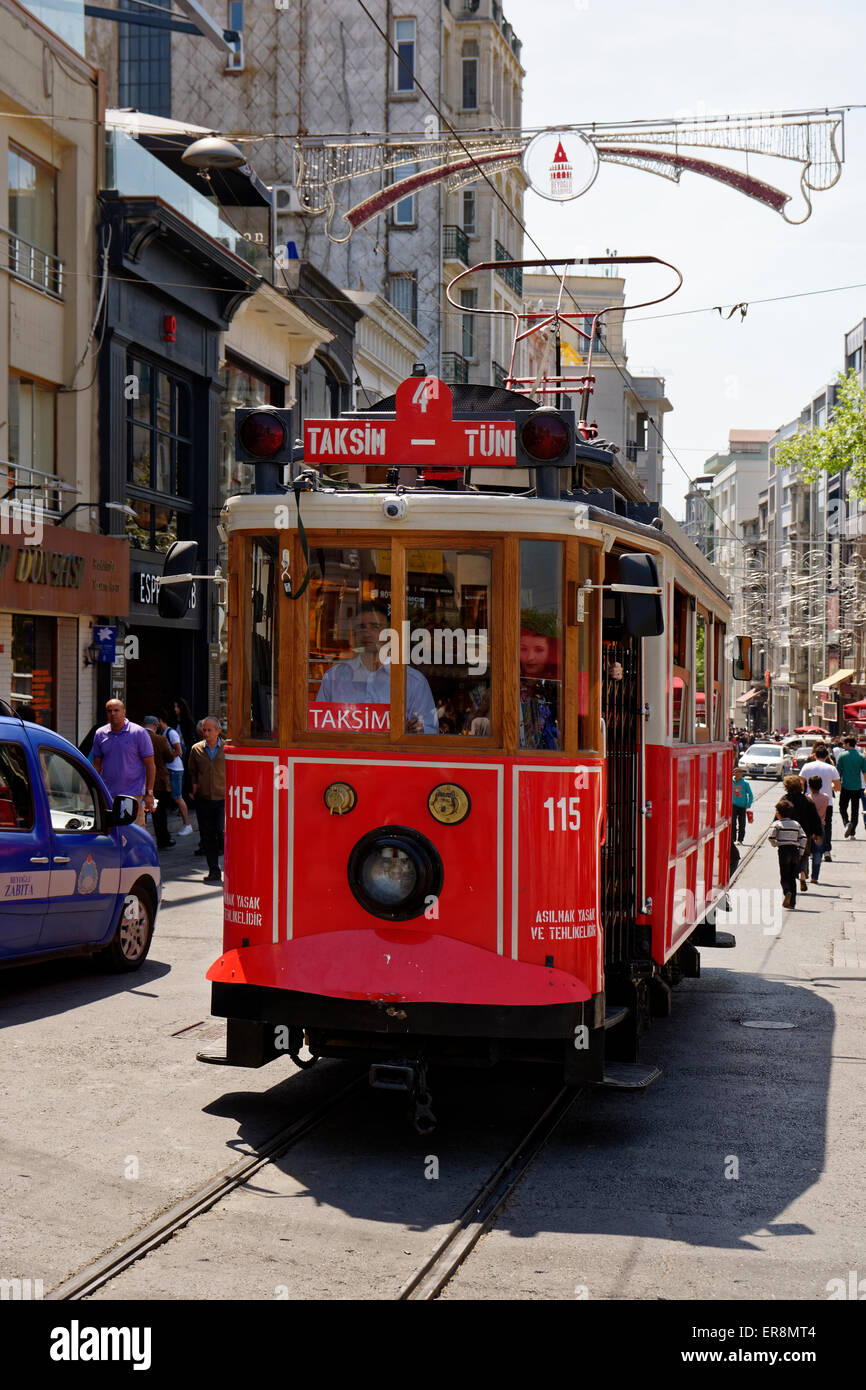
[397,1084,580,1300]
[45,1068,580,1303]
[44,783,778,1305]
[45,1073,365,1302]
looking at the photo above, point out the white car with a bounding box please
[738,743,793,780]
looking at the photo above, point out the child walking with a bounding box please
[768,799,807,908]
[731,767,754,844]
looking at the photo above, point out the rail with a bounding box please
[2,227,63,298]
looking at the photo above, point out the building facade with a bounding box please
[85,0,526,388]
[0,0,129,742]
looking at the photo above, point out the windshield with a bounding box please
[747,745,779,757]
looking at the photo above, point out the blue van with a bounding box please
[0,707,161,971]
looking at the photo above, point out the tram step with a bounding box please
[602,1005,629,1030]
[701,931,737,949]
[594,1062,662,1091]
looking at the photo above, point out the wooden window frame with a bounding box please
[225,530,602,757]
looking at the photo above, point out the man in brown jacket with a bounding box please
[142,715,176,849]
[189,716,226,885]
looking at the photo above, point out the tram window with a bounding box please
[405,548,491,736]
[672,586,690,742]
[519,541,562,751]
[306,548,393,733]
[250,538,277,738]
[713,621,725,740]
[695,609,709,743]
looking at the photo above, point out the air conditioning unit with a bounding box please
[270,184,312,216]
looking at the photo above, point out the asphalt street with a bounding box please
[2,782,864,1301]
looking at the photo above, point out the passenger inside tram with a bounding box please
[316,602,439,733]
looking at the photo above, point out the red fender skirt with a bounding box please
[207,929,591,1008]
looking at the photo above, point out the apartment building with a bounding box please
[522,272,672,499]
[85,0,527,393]
[0,0,129,739]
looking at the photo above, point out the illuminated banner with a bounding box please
[304,376,517,469]
[307,702,390,733]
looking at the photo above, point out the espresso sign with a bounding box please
[0,526,129,617]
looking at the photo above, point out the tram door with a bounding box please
[601,632,642,968]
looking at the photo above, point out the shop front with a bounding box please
[0,524,128,741]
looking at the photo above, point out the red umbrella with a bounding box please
[794,725,830,735]
[843,699,866,720]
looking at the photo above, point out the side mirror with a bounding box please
[157,539,199,620]
[619,553,664,638]
[733,636,752,682]
[110,794,138,827]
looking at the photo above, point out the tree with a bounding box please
[773,368,866,496]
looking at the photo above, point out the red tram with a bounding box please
[183,259,741,1109]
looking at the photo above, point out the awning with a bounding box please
[813,668,855,691]
[736,687,766,705]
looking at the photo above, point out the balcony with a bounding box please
[105,129,273,284]
[443,224,470,266]
[442,352,470,385]
[1,460,74,519]
[3,228,63,299]
[492,360,508,388]
[494,240,522,296]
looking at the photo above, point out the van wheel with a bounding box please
[101,884,155,972]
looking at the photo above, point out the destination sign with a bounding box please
[303,376,518,469]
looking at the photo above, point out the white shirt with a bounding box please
[316,655,438,733]
[800,760,838,799]
[163,726,184,773]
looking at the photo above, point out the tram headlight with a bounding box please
[348,826,444,922]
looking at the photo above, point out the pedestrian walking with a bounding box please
[189,716,226,886]
[142,716,176,849]
[158,710,192,836]
[768,799,807,909]
[805,774,829,882]
[835,736,866,838]
[91,699,156,825]
[731,766,753,844]
[783,774,823,895]
[799,743,841,861]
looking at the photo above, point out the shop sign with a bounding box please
[0,528,128,617]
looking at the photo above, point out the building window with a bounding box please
[460,288,477,359]
[118,0,171,119]
[8,375,56,477]
[219,360,275,498]
[389,272,417,326]
[12,615,55,727]
[462,41,479,110]
[462,188,477,236]
[125,356,192,551]
[225,1,244,71]
[393,18,416,92]
[392,162,416,226]
[8,145,58,294]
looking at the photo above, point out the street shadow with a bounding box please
[203,968,832,1253]
[0,952,171,1026]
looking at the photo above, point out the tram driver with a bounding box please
[316,602,439,734]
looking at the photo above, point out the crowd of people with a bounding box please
[734,736,866,909]
[87,698,225,887]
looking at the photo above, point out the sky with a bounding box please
[505,0,866,517]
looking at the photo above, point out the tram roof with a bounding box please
[223,490,730,614]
